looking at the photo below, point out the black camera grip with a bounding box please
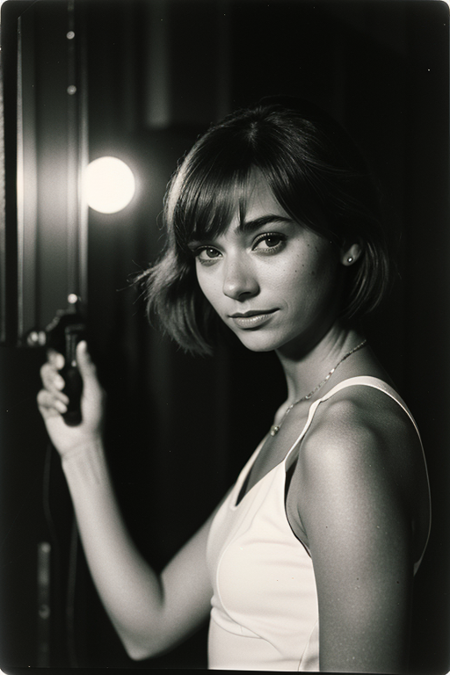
[61,324,85,426]
[61,364,83,426]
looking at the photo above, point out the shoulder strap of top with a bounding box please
[284,375,431,574]
[284,375,423,465]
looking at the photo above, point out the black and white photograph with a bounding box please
[0,0,449,671]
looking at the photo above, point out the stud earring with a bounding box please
[347,256,354,264]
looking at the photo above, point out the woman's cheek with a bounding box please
[197,269,220,308]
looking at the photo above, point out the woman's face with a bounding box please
[189,175,346,355]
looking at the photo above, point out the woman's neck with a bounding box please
[275,323,366,404]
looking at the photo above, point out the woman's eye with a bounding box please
[195,246,222,265]
[253,233,286,253]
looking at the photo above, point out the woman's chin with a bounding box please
[232,329,288,353]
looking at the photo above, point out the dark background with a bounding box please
[0,0,449,671]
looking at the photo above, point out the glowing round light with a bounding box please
[84,157,136,214]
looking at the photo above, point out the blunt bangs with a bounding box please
[140,97,393,355]
[172,155,257,251]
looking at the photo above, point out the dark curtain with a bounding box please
[0,0,448,671]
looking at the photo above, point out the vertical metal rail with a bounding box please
[66,0,79,301]
[16,16,24,340]
[77,1,89,308]
[0,39,6,342]
[66,0,88,309]
[16,12,39,345]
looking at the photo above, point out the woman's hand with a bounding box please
[37,341,105,457]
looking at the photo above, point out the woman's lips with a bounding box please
[229,309,278,329]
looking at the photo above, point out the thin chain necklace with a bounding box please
[269,339,367,437]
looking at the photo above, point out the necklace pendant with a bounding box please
[270,425,280,436]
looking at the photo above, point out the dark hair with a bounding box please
[139,96,391,356]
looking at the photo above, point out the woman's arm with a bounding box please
[293,393,415,673]
[38,343,214,660]
[62,442,214,659]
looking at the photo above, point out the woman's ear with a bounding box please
[341,242,362,267]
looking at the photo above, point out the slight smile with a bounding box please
[229,309,278,329]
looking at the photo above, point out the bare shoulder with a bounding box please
[301,383,421,476]
[286,384,429,551]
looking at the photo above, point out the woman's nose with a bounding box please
[222,257,259,300]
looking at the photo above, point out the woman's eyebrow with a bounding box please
[237,214,293,233]
[186,215,293,249]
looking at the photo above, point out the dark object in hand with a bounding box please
[61,324,84,426]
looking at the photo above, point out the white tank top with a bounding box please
[206,377,431,671]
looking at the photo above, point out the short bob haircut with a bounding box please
[140,96,391,356]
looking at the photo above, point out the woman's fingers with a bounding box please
[38,342,105,456]
[39,341,104,439]
[76,341,94,377]
[76,341,104,402]
[47,349,65,370]
[37,388,68,417]
[40,361,66,394]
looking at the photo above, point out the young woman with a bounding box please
[38,97,431,672]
